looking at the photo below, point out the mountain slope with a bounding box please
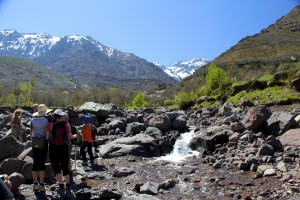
[0,30,176,91]
[155,58,209,81]
[0,55,76,89]
[181,5,300,93]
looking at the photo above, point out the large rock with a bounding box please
[0,158,25,175]
[125,122,146,136]
[266,112,297,136]
[99,134,160,158]
[149,114,171,132]
[242,105,272,131]
[171,115,187,132]
[8,172,24,192]
[291,78,300,91]
[78,102,117,118]
[279,129,300,146]
[0,136,24,161]
[190,129,229,152]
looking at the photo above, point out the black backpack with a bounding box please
[91,125,97,140]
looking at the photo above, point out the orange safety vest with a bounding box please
[81,123,93,143]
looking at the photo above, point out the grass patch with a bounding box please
[228,86,300,106]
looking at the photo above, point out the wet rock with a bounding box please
[112,167,135,177]
[99,187,122,199]
[140,181,159,195]
[159,179,176,189]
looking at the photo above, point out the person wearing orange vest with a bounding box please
[79,115,94,164]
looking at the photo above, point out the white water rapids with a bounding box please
[157,127,199,162]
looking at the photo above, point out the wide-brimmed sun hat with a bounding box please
[33,104,48,117]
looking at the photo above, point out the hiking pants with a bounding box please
[80,141,94,162]
[32,143,48,171]
[49,144,70,176]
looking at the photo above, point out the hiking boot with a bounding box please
[33,182,39,191]
[39,183,45,192]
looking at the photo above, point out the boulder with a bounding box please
[171,115,187,132]
[0,158,25,175]
[149,114,171,132]
[266,112,297,136]
[78,102,116,118]
[291,78,300,91]
[279,129,300,146]
[99,134,160,158]
[8,172,24,192]
[140,181,159,195]
[125,122,146,136]
[0,136,24,161]
[242,105,272,131]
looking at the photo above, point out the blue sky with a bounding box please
[0,0,299,66]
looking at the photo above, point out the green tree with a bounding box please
[18,81,34,106]
[129,91,149,109]
[204,63,231,95]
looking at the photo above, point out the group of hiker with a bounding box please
[1,104,97,198]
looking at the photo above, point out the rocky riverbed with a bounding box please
[0,102,300,199]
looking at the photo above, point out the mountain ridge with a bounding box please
[0,30,176,91]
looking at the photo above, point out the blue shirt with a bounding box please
[31,117,48,138]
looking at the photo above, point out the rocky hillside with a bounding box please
[0,30,176,91]
[191,5,300,83]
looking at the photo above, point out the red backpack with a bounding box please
[50,121,69,145]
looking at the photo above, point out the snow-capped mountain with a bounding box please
[0,30,176,91]
[155,58,210,81]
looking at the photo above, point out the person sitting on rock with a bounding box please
[77,115,94,165]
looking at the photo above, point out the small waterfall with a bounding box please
[158,127,199,162]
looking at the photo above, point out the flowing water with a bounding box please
[158,127,200,162]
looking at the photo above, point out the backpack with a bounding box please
[69,124,78,144]
[50,121,69,145]
[91,125,97,140]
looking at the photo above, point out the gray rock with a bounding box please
[8,172,24,192]
[149,114,171,132]
[0,158,25,175]
[0,136,24,161]
[140,181,159,195]
[99,134,160,158]
[112,167,135,177]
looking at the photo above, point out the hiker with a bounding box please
[30,104,49,192]
[49,109,77,193]
[10,108,23,143]
[32,103,38,114]
[0,178,13,200]
[77,115,94,164]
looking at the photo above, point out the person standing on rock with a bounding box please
[49,109,77,194]
[30,104,49,192]
[10,108,23,143]
[77,115,94,165]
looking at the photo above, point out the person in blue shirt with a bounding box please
[30,104,49,192]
